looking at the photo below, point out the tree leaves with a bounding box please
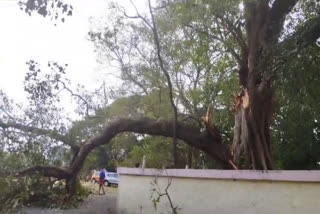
[18,0,73,24]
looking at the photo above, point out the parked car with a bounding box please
[91,171,100,183]
[90,171,119,186]
[104,172,119,186]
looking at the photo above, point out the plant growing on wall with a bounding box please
[150,175,180,214]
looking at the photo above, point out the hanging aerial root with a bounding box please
[228,159,238,170]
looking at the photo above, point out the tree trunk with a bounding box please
[172,137,178,167]
[232,63,273,170]
[66,175,77,196]
[232,87,274,170]
[187,146,193,168]
[230,0,278,170]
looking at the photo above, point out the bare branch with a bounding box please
[57,80,95,118]
[126,0,153,29]
[0,106,15,120]
[151,174,179,214]
[147,0,179,166]
[104,33,150,95]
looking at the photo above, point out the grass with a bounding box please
[81,181,118,195]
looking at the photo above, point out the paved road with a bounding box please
[19,194,117,214]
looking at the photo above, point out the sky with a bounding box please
[0,0,148,117]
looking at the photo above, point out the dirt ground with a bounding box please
[18,182,118,214]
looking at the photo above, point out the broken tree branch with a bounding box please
[70,117,233,174]
[17,165,71,179]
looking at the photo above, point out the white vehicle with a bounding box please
[104,172,119,186]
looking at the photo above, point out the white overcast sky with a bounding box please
[0,0,148,116]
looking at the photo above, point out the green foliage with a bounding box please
[106,95,144,119]
[18,0,73,22]
[0,150,89,212]
[0,176,90,213]
[120,136,173,168]
[272,44,320,169]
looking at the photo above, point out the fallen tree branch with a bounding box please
[70,117,233,174]
[17,165,71,179]
[14,116,235,195]
[0,120,79,151]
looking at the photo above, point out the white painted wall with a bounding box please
[117,168,320,214]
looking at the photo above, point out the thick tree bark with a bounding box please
[232,89,273,169]
[66,175,77,196]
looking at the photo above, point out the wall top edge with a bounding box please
[117,167,320,182]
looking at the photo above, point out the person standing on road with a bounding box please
[99,169,106,195]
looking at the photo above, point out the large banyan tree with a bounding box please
[1,0,320,195]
